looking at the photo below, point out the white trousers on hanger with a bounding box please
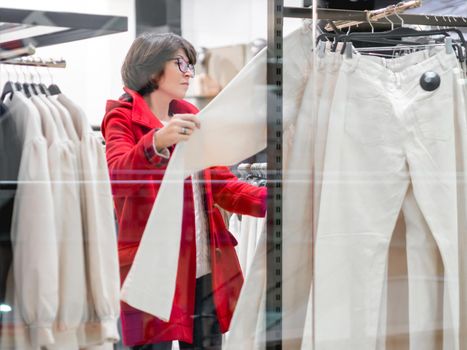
[225,24,319,349]
[375,49,455,350]
[301,51,342,350]
[315,50,461,350]
[454,71,467,350]
[224,223,267,350]
[403,184,444,350]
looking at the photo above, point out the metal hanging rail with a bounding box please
[323,0,422,31]
[283,6,467,27]
[0,57,66,68]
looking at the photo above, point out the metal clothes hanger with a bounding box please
[20,64,32,98]
[47,60,61,96]
[1,64,21,102]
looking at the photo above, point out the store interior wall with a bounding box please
[181,0,305,48]
[0,0,136,127]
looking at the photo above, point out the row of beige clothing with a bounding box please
[0,89,120,350]
[119,20,467,350]
[228,45,467,350]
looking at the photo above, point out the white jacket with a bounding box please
[4,93,59,349]
[0,92,119,350]
[57,93,120,347]
[36,94,87,349]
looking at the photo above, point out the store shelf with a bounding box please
[0,8,128,50]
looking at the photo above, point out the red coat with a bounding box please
[101,87,266,346]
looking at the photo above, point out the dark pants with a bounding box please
[131,274,222,350]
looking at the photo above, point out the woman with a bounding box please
[101,32,266,350]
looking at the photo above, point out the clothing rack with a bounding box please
[327,0,423,31]
[0,54,65,191]
[0,55,66,191]
[237,163,267,182]
[284,6,467,27]
[323,0,422,31]
[265,2,467,349]
[0,9,126,191]
[0,56,66,68]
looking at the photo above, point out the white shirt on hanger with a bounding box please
[31,94,86,349]
[1,92,58,349]
[57,93,121,347]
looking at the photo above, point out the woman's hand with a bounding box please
[154,114,201,150]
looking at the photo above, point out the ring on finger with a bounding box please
[181,127,188,135]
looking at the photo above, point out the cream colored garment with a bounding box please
[300,52,341,350]
[224,223,267,350]
[238,216,253,273]
[31,95,86,349]
[453,71,467,350]
[301,50,448,350]
[314,51,460,350]
[229,214,241,244]
[1,93,58,349]
[233,214,266,276]
[299,52,410,350]
[192,171,211,278]
[121,24,314,322]
[279,45,327,350]
[48,95,80,143]
[57,93,120,348]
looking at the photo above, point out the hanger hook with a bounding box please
[47,58,54,85]
[37,58,44,84]
[28,59,35,83]
[393,6,404,27]
[23,63,28,83]
[24,61,29,82]
[12,64,18,82]
[384,5,395,30]
[17,65,22,82]
[434,15,441,30]
[366,10,375,33]
[5,64,11,82]
[33,58,41,84]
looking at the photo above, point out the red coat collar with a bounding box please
[123,87,163,129]
[122,87,199,129]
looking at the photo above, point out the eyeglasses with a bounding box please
[171,57,195,76]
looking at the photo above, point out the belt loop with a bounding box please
[436,50,455,71]
[343,53,360,73]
